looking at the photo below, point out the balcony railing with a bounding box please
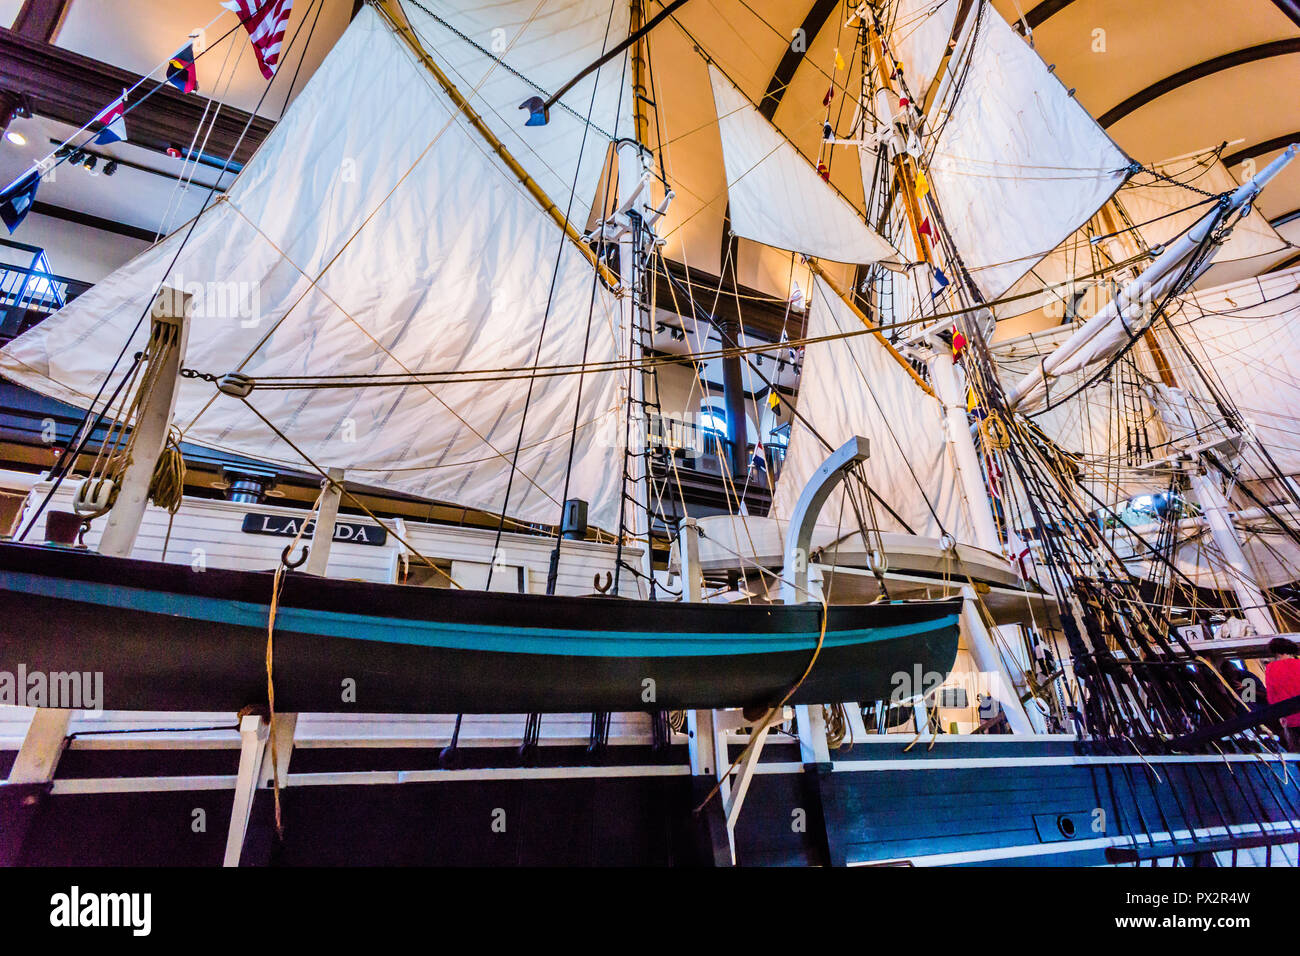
[0,239,91,345]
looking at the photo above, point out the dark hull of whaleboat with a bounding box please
[0,542,960,714]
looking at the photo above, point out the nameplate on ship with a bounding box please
[240,513,388,547]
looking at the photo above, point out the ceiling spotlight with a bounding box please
[103,160,119,177]
[4,130,25,146]
[83,153,97,170]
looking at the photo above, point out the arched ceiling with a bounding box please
[3,0,1296,305]
[646,0,1300,303]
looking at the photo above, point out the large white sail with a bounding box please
[707,65,896,265]
[921,3,1130,302]
[400,0,633,231]
[995,267,1300,588]
[0,6,630,530]
[770,275,976,544]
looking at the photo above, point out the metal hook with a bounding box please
[593,571,613,594]
[281,544,309,570]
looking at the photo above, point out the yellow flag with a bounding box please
[914,168,930,199]
[834,48,846,72]
[768,391,781,411]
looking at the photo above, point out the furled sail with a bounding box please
[996,269,1300,491]
[707,65,896,265]
[1005,147,1297,413]
[1005,156,1293,319]
[0,6,630,530]
[399,0,633,231]
[770,275,976,544]
[920,2,1131,302]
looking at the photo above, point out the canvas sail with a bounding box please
[919,2,1131,303]
[770,275,976,544]
[1005,156,1292,319]
[399,0,633,231]
[1162,265,1300,477]
[996,268,1300,588]
[707,65,896,265]
[0,6,630,531]
[992,325,1174,506]
[887,0,961,105]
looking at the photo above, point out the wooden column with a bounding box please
[716,317,748,479]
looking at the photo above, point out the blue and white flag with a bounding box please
[93,90,128,145]
[0,170,41,233]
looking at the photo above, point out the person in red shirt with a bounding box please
[1265,637,1300,750]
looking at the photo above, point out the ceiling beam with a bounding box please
[1021,0,1079,31]
[30,201,157,243]
[1222,132,1300,168]
[758,0,839,121]
[1099,38,1300,128]
[1268,250,1300,273]
[1271,207,1300,228]
[0,29,274,165]
[1273,0,1300,28]
[11,0,71,43]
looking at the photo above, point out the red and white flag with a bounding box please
[1005,530,1033,581]
[223,0,294,79]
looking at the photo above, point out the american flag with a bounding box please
[222,0,294,79]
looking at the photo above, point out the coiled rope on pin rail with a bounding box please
[152,425,187,560]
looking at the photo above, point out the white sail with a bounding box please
[923,4,1130,302]
[1168,265,1300,477]
[889,0,960,104]
[0,6,630,531]
[770,275,976,543]
[996,268,1300,587]
[400,0,633,231]
[1006,148,1297,414]
[707,65,896,265]
[993,325,1173,505]
[1006,157,1292,319]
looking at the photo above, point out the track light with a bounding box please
[103,160,118,177]
[82,153,97,171]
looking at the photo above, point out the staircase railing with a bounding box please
[0,239,91,344]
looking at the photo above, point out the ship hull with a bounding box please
[0,542,960,714]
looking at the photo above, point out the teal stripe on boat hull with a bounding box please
[0,570,959,658]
